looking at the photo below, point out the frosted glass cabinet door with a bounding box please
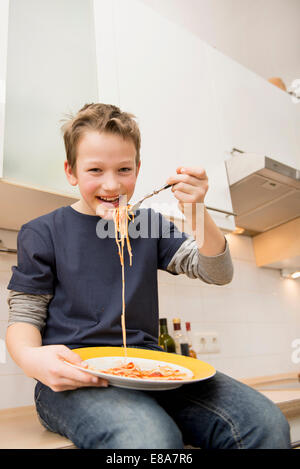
[93,0,235,229]
[3,0,98,195]
[0,0,9,178]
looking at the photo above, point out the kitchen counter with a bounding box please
[255,389,300,417]
[240,372,300,416]
[0,405,76,449]
[239,372,300,417]
[239,372,300,445]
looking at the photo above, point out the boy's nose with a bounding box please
[102,176,121,193]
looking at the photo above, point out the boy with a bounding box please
[6,103,290,449]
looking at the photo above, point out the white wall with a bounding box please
[140,0,300,87]
[1,226,299,409]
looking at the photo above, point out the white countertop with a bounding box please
[239,373,300,418]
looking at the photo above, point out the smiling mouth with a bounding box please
[96,196,119,203]
[96,196,120,209]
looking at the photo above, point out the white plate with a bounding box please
[66,356,196,391]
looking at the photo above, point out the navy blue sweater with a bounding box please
[8,206,188,349]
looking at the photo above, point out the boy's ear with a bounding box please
[136,160,141,176]
[64,160,78,186]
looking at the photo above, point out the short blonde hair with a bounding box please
[61,103,141,170]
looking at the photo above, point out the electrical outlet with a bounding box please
[195,332,220,354]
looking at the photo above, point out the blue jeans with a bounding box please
[34,370,291,449]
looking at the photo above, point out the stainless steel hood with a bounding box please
[225,150,300,235]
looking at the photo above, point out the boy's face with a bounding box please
[65,130,141,218]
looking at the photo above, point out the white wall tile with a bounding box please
[200,286,243,322]
[0,321,24,374]
[173,269,210,287]
[158,282,176,316]
[166,283,204,324]
[0,374,35,410]
[229,259,262,292]
[246,292,291,324]
[157,269,176,285]
[276,278,300,315]
[0,271,10,320]
[214,354,294,380]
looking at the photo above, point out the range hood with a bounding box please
[225,150,300,235]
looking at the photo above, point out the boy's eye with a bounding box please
[88,167,132,173]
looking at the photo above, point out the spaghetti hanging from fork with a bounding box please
[113,204,135,358]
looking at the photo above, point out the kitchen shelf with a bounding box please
[0,178,79,231]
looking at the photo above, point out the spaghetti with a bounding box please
[87,361,190,381]
[112,203,135,357]
[96,203,195,382]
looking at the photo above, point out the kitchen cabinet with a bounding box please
[2,0,98,196]
[2,0,298,232]
[93,0,235,231]
[207,46,300,169]
[94,0,300,230]
[0,0,101,230]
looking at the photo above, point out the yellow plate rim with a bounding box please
[73,346,216,381]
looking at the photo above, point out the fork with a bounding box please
[130,183,173,211]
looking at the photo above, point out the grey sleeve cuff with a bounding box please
[166,236,234,285]
[7,290,52,331]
